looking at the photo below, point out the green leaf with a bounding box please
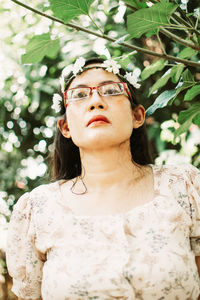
[184,84,200,101]
[148,67,176,96]
[146,89,177,116]
[171,63,185,83]
[193,114,200,127]
[168,69,195,105]
[182,69,195,83]
[169,82,195,105]
[21,34,60,64]
[174,103,200,137]
[119,56,131,69]
[141,59,165,80]
[174,118,193,138]
[179,47,198,59]
[127,1,178,38]
[123,0,147,9]
[145,29,158,37]
[186,12,194,17]
[178,103,200,124]
[175,69,196,96]
[49,0,95,22]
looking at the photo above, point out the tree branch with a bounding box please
[170,0,195,28]
[150,0,200,35]
[160,28,200,51]
[10,0,200,68]
[125,1,200,50]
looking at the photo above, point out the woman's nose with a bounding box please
[88,90,108,111]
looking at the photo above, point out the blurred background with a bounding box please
[0,0,200,298]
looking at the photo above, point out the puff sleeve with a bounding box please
[6,192,44,299]
[185,164,200,256]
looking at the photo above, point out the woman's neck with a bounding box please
[79,140,143,192]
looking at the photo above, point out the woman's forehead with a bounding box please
[68,67,120,89]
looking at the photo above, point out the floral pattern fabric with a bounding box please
[6,164,200,300]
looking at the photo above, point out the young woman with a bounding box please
[6,57,200,300]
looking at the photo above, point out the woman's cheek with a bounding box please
[67,115,87,147]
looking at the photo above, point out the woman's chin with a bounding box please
[74,134,129,150]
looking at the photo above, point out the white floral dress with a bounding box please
[6,164,200,300]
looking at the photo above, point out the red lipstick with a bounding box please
[87,115,110,126]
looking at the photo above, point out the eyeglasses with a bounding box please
[64,82,132,106]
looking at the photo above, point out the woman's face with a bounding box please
[61,67,145,150]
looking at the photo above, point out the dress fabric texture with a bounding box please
[6,163,200,300]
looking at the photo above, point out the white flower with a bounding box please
[101,59,121,74]
[62,64,73,77]
[124,72,141,89]
[73,57,86,75]
[51,93,62,113]
[60,64,74,93]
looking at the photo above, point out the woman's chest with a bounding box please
[60,177,155,217]
[40,205,198,300]
[36,194,192,257]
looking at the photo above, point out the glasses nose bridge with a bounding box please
[89,86,100,97]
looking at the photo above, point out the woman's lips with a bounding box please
[87,115,110,126]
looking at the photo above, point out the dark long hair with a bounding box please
[52,58,153,181]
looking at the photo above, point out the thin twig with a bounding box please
[170,0,194,28]
[157,31,166,55]
[150,0,200,35]
[88,14,104,34]
[126,2,200,50]
[160,28,200,50]
[10,0,200,68]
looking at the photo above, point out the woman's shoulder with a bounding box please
[152,162,199,179]
[29,180,60,196]
[151,163,200,199]
[14,180,61,213]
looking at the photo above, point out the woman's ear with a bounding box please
[57,118,71,138]
[132,105,146,129]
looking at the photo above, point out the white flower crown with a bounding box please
[52,57,141,113]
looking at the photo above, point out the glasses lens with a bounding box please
[67,87,90,101]
[99,83,124,96]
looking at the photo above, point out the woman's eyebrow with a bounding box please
[73,80,115,88]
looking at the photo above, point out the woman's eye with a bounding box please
[104,88,118,95]
[73,90,88,99]
[77,92,87,98]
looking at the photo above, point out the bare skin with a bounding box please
[59,166,154,217]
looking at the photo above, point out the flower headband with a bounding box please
[51,57,141,113]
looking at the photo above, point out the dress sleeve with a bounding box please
[6,192,44,299]
[185,164,200,256]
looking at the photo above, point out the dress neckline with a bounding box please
[57,164,161,219]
